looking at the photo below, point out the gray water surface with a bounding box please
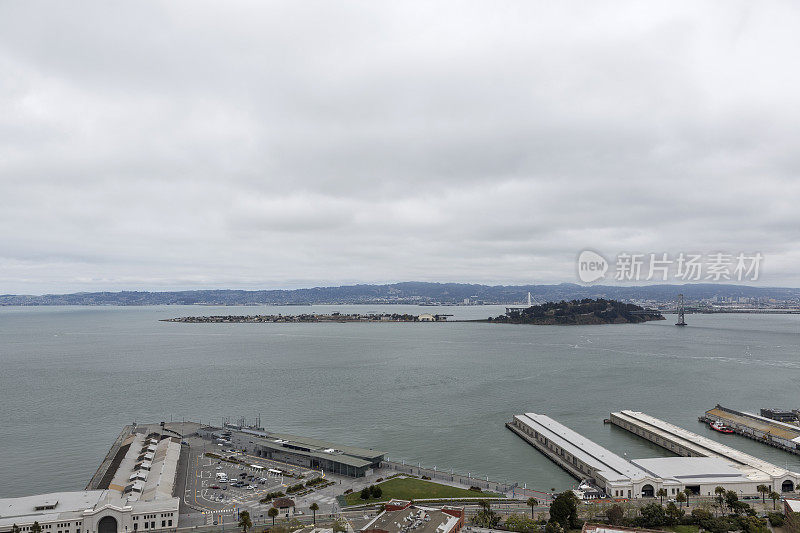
[1,305,799,498]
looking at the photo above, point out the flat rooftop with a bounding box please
[361,506,460,533]
[0,491,105,528]
[615,411,792,479]
[631,457,750,483]
[514,413,650,482]
[225,425,385,468]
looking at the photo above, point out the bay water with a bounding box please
[1,305,799,498]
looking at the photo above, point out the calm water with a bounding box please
[1,305,799,498]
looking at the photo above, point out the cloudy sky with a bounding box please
[2,1,800,293]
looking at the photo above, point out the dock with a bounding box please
[699,404,800,456]
[509,411,800,498]
[609,410,799,493]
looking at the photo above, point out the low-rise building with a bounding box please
[360,501,463,533]
[206,425,385,478]
[272,498,295,518]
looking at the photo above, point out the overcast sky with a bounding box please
[2,1,800,293]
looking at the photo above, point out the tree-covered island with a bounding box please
[488,298,665,325]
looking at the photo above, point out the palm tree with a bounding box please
[268,507,279,527]
[676,492,686,509]
[769,491,781,510]
[309,502,319,525]
[238,510,252,533]
[478,500,491,513]
[684,488,692,508]
[657,488,668,506]
[714,486,727,516]
[757,484,769,506]
[526,497,538,518]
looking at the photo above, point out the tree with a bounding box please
[684,488,693,508]
[31,522,42,533]
[309,502,319,525]
[504,513,537,533]
[769,491,781,510]
[526,497,538,518]
[544,522,563,533]
[725,490,739,514]
[676,492,687,508]
[656,488,668,506]
[714,486,727,516]
[333,517,348,533]
[549,491,579,530]
[371,485,383,499]
[757,485,769,506]
[665,502,684,525]
[360,487,371,500]
[606,504,624,526]
[11,525,21,533]
[638,502,667,528]
[472,500,500,528]
[238,510,252,533]
[267,507,279,527]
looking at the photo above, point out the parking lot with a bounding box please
[181,435,320,520]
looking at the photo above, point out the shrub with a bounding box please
[767,513,785,527]
[286,483,305,494]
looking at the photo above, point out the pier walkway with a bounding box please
[701,405,800,455]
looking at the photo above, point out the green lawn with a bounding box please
[343,477,500,506]
[665,525,700,533]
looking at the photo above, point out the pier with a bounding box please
[609,410,799,493]
[699,404,800,456]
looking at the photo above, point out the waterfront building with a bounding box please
[508,411,800,499]
[202,425,385,477]
[0,429,181,533]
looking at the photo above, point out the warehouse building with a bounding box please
[0,429,181,533]
[202,425,386,477]
[508,411,800,500]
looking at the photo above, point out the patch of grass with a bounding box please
[343,477,501,506]
[665,526,700,533]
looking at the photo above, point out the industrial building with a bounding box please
[508,411,800,500]
[0,424,182,533]
[200,425,385,477]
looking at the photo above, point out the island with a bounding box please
[161,312,451,323]
[487,298,664,325]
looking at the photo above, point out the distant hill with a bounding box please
[488,298,665,325]
[1,282,799,306]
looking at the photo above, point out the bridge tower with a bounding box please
[676,294,687,326]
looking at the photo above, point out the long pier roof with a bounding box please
[515,413,650,482]
[615,410,793,478]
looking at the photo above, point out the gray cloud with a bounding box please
[1,1,800,293]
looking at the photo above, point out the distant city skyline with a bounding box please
[2,2,800,293]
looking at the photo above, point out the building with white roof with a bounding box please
[0,426,180,533]
[508,411,800,500]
